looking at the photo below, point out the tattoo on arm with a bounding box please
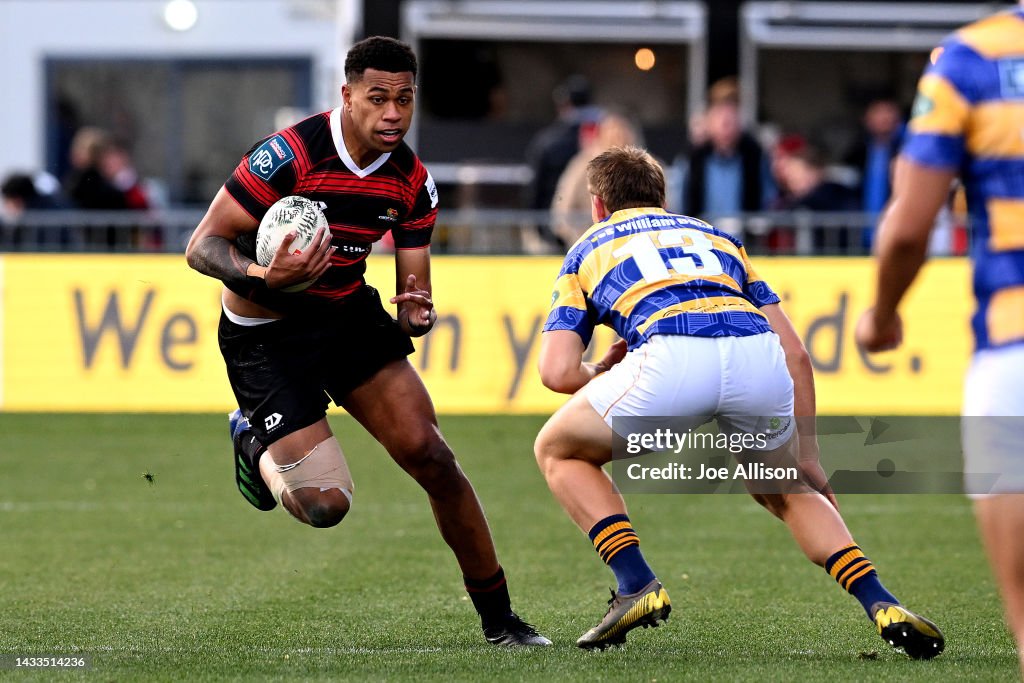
[187,235,261,288]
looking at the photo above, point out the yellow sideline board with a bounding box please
[0,255,971,414]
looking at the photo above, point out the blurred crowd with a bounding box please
[528,75,966,255]
[3,74,968,256]
[1,126,157,250]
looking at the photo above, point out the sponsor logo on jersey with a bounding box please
[269,138,290,160]
[249,135,295,182]
[425,171,439,208]
[911,93,935,119]
[999,58,1024,98]
[378,207,400,222]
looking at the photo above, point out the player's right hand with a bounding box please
[595,339,629,373]
[264,227,335,290]
[854,308,903,353]
[797,446,839,511]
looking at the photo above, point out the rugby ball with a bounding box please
[256,196,329,292]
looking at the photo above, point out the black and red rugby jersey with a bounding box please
[223,107,437,314]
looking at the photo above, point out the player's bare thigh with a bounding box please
[340,358,450,467]
[265,417,334,464]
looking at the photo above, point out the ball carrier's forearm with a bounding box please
[186,234,266,288]
[185,187,332,292]
[393,249,436,337]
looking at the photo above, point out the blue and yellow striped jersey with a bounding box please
[543,208,780,349]
[903,8,1024,351]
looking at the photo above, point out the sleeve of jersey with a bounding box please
[223,133,299,221]
[542,270,595,347]
[393,170,438,250]
[740,247,781,308]
[902,41,975,171]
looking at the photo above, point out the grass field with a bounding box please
[0,413,1017,681]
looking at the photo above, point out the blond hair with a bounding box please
[70,127,113,168]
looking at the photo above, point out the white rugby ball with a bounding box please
[256,196,329,292]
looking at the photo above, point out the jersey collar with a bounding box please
[330,107,392,178]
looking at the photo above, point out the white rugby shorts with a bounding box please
[962,344,1024,497]
[584,332,795,450]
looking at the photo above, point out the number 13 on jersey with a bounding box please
[612,228,724,283]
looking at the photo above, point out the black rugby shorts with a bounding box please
[218,285,414,445]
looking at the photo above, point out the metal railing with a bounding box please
[0,209,205,253]
[0,208,965,256]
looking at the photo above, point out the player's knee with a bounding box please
[397,432,460,490]
[533,432,554,474]
[302,489,351,529]
[289,486,352,528]
[534,427,569,476]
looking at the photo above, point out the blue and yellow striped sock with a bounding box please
[824,543,899,619]
[589,514,657,595]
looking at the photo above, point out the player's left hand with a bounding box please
[392,274,436,337]
[855,307,903,353]
[797,438,839,511]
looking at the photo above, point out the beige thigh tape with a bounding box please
[265,437,353,502]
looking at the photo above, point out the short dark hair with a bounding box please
[554,74,591,108]
[1,174,38,201]
[586,146,666,214]
[345,36,418,82]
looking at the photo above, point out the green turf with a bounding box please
[0,414,1016,681]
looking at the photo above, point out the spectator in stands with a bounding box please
[775,143,860,253]
[769,133,808,208]
[65,127,143,250]
[758,133,810,252]
[524,74,601,251]
[1,172,70,249]
[65,127,126,210]
[775,144,859,212]
[550,112,641,246]
[101,140,162,250]
[846,96,905,213]
[681,77,775,219]
[100,141,149,210]
[844,96,905,246]
[2,173,61,218]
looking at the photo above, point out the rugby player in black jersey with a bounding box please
[186,36,548,647]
